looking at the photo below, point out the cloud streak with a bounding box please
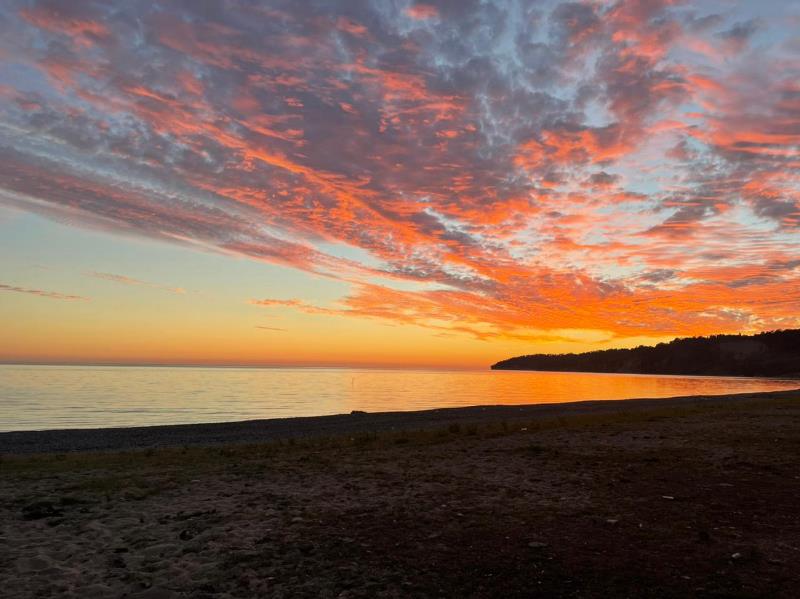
[87,271,186,294]
[0,283,88,301]
[255,325,288,332]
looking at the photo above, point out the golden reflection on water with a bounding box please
[0,365,797,431]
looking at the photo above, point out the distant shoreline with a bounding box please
[5,361,800,378]
[2,388,797,455]
[492,329,800,378]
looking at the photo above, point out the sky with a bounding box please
[0,0,798,369]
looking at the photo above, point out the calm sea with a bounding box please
[0,365,797,432]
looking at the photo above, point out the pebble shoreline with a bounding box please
[3,388,798,454]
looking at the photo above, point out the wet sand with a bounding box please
[1,389,799,597]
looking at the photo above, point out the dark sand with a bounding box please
[2,389,799,598]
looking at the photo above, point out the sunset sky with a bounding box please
[0,0,798,368]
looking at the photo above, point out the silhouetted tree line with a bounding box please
[491,329,800,377]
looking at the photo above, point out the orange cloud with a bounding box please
[2,0,798,363]
[405,4,439,20]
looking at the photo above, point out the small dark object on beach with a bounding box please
[22,500,63,520]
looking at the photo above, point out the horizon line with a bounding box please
[0,360,488,371]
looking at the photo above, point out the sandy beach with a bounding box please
[2,389,799,597]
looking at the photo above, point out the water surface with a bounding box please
[0,365,797,432]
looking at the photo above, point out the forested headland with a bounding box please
[491,329,800,377]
